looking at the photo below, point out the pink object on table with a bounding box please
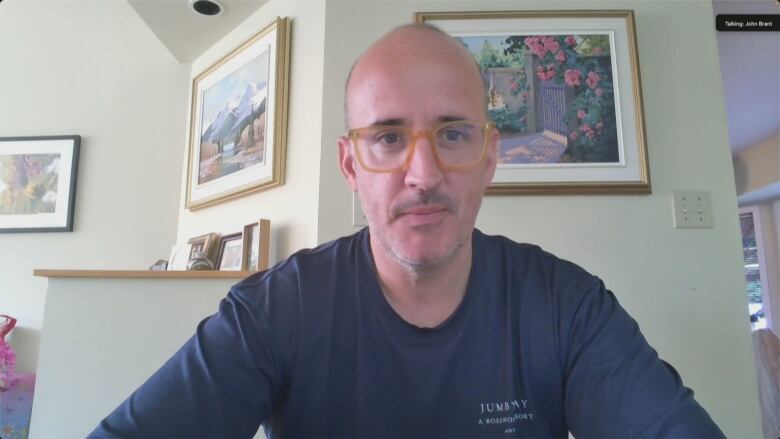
[0,315,36,439]
[0,315,17,391]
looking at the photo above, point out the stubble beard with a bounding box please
[370,190,472,274]
[390,235,467,274]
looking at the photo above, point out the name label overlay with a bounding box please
[716,14,779,32]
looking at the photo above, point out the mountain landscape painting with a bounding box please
[198,50,270,185]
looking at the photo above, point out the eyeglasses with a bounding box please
[347,120,491,173]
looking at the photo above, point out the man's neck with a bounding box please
[370,235,473,329]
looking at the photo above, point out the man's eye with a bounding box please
[441,128,471,143]
[444,130,464,141]
[376,131,404,145]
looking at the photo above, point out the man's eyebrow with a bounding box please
[366,116,470,127]
[437,115,469,123]
[369,118,406,126]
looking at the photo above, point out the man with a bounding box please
[91,24,724,438]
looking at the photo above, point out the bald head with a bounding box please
[344,24,487,128]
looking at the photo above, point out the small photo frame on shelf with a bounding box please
[242,218,270,271]
[216,232,244,271]
[188,232,220,263]
[415,10,650,194]
[0,135,81,232]
[186,17,291,210]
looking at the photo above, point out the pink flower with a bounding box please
[580,123,591,132]
[543,38,560,53]
[592,47,603,55]
[565,35,577,46]
[564,69,582,87]
[555,51,566,62]
[596,121,604,129]
[522,92,529,99]
[570,132,578,140]
[525,37,547,57]
[577,109,587,119]
[586,71,600,89]
[595,88,604,97]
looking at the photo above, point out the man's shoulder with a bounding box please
[232,229,366,292]
[473,229,597,285]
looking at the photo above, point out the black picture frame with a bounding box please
[0,135,81,233]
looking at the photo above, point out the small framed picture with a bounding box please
[0,135,81,232]
[216,232,244,271]
[187,232,220,262]
[242,219,271,271]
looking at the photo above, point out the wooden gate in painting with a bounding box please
[539,82,571,145]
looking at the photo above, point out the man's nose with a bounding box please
[404,134,444,191]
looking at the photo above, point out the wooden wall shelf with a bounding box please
[33,269,253,279]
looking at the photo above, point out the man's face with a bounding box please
[339,30,497,271]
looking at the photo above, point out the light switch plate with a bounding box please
[352,193,368,227]
[672,190,713,229]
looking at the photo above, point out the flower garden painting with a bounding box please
[459,33,620,165]
[0,154,60,215]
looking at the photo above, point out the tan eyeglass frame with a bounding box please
[347,121,492,173]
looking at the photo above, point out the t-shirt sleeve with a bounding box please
[88,287,279,438]
[560,274,725,437]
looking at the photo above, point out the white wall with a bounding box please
[0,0,187,372]
[29,276,240,439]
[175,0,326,262]
[317,1,761,436]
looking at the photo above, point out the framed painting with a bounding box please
[242,218,270,271]
[0,136,81,232]
[187,232,220,262]
[216,232,244,271]
[415,11,650,194]
[186,17,291,210]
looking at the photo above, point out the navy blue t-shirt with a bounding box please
[92,228,723,438]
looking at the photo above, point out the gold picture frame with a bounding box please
[415,10,650,195]
[186,17,291,210]
[187,232,220,263]
[242,218,271,271]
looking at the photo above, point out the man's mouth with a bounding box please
[399,205,448,216]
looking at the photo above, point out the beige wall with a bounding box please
[175,0,326,262]
[0,0,187,372]
[733,133,780,195]
[317,1,761,436]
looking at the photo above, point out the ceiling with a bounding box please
[128,0,267,62]
[712,0,780,153]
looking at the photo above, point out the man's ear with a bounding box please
[338,136,359,192]
[483,126,499,188]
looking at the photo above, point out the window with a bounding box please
[739,206,770,331]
